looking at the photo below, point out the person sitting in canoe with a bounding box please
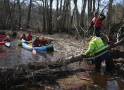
[20,34,27,40]
[39,35,49,46]
[4,36,10,42]
[27,32,32,41]
[32,36,41,47]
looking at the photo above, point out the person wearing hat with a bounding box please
[87,11,106,37]
[82,35,115,73]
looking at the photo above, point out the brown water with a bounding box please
[0,39,63,68]
[0,39,124,90]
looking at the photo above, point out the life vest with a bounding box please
[84,36,106,56]
[27,34,32,40]
[20,35,26,40]
[40,40,48,46]
[92,17,103,27]
[4,38,10,42]
[33,40,41,47]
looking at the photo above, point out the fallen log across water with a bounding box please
[0,37,123,89]
[48,37,124,69]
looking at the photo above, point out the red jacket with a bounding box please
[33,40,41,47]
[20,34,26,40]
[4,38,10,42]
[40,40,48,46]
[92,17,103,27]
[27,34,32,41]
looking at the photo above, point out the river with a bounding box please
[0,38,124,90]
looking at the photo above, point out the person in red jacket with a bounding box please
[27,32,32,41]
[4,36,10,42]
[20,34,27,40]
[87,12,106,37]
[33,36,41,47]
[39,36,49,46]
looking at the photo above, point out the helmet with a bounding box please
[35,36,39,40]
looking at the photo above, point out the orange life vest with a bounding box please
[92,17,103,27]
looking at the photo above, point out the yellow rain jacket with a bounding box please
[84,36,106,57]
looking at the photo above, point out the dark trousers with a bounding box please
[93,51,112,72]
[95,29,100,37]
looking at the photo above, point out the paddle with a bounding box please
[5,42,11,47]
[32,39,36,54]
[32,47,36,54]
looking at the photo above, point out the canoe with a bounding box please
[18,39,32,46]
[22,39,54,52]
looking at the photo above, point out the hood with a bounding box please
[91,37,102,44]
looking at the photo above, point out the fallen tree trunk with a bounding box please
[0,37,123,88]
[48,37,124,69]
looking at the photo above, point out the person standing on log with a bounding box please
[82,35,115,73]
[87,12,106,37]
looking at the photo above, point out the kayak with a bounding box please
[0,42,11,47]
[22,39,54,52]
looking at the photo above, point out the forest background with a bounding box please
[0,0,124,37]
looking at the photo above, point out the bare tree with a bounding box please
[17,0,22,29]
[48,0,53,34]
[107,0,113,35]
[80,0,87,27]
[26,0,32,29]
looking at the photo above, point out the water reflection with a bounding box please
[107,80,119,90]
[90,73,124,90]
[0,39,64,68]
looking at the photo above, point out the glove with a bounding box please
[82,53,88,58]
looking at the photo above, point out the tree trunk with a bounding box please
[107,0,113,35]
[17,0,21,29]
[26,0,32,29]
[56,0,59,32]
[48,0,53,34]
[48,37,124,69]
[80,0,87,27]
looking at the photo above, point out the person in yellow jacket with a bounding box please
[82,36,114,72]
